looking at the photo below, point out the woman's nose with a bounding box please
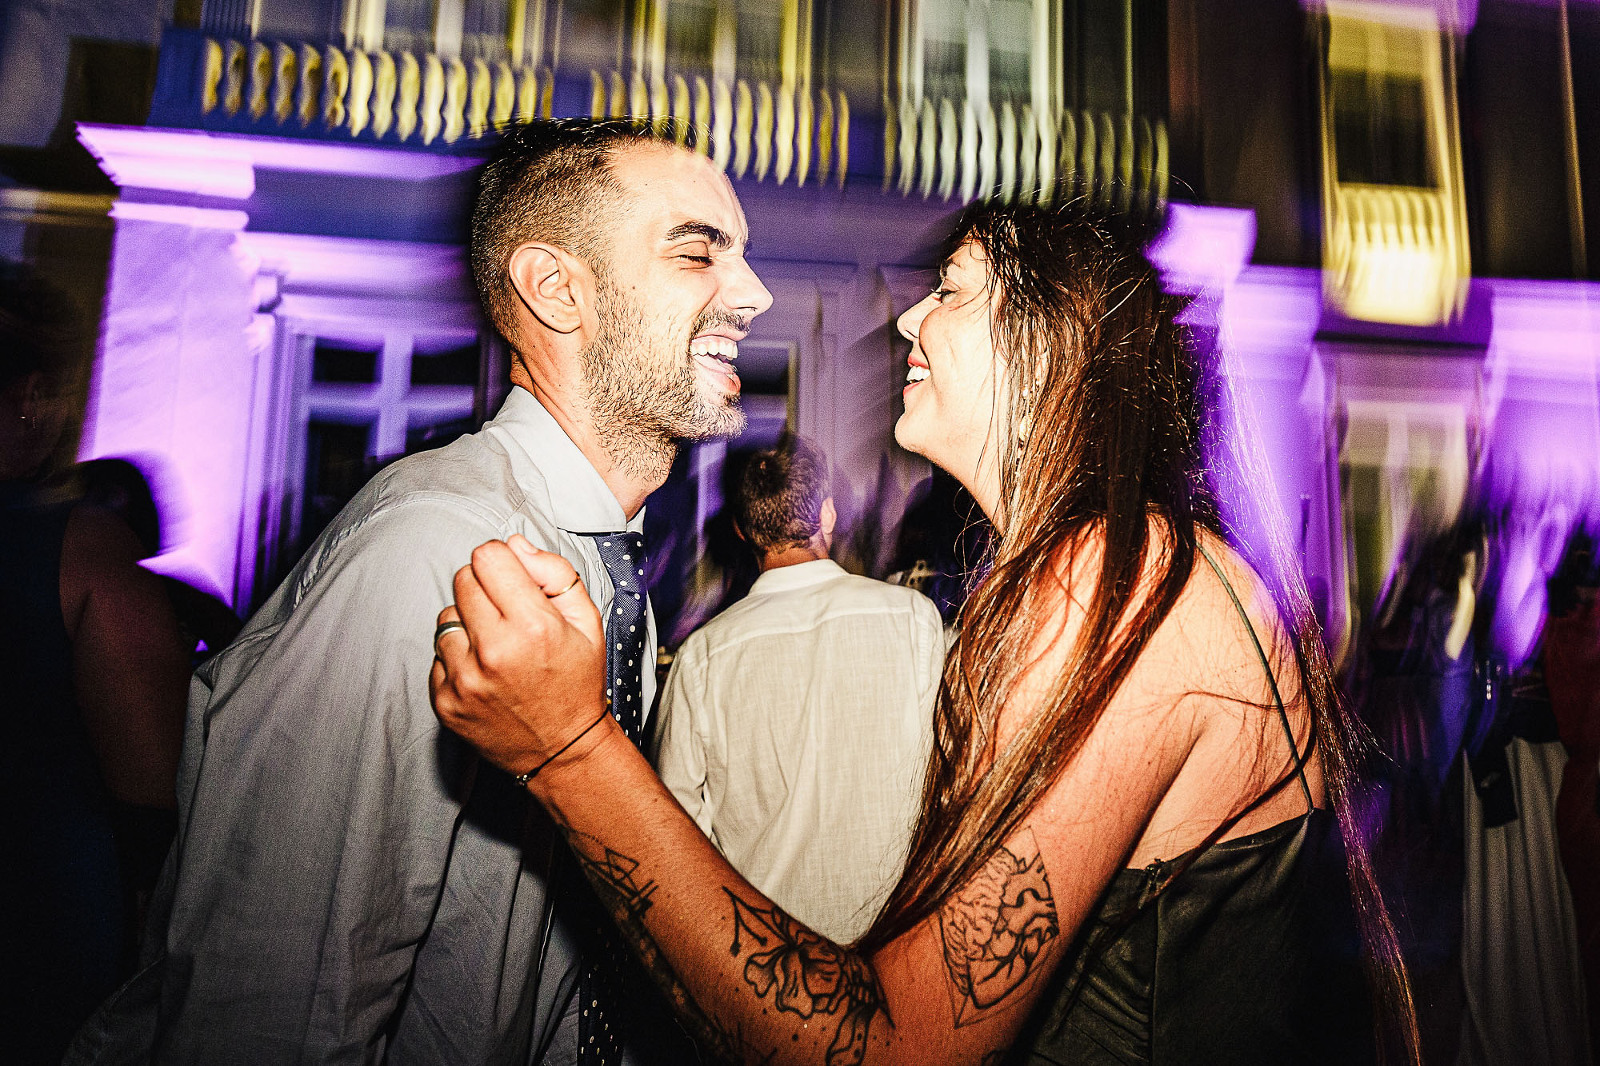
[897,294,935,344]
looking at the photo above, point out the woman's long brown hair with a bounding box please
[856,204,1419,1063]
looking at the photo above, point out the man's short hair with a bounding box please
[734,436,829,553]
[469,118,688,344]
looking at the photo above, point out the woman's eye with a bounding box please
[932,286,955,302]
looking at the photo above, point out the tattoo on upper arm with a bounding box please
[938,829,1060,1028]
[725,890,887,1066]
[565,828,769,1064]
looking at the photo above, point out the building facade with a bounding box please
[0,0,1595,656]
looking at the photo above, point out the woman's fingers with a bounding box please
[433,604,469,660]
[429,539,610,778]
[460,543,518,625]
[507,535,603,640]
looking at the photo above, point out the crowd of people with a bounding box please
[2,117,1596,1065]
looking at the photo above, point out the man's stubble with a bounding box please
[580,269,747,483]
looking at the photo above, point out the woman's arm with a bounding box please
[60,503,190,809]
[432,538,1206,1065]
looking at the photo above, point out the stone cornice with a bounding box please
[76,123,482,199]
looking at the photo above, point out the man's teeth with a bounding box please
[906,365,930,384]
[689,336,739,361]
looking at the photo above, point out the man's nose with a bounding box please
[725,256,774,320]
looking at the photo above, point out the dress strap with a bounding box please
[1195,543,1315,813]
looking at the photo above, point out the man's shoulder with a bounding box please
[326,431,560,549]
[814,570,942,621]
[256,429,562,621]
[832,570,933,602]
[705,569,939,638]
[366,430,540,523]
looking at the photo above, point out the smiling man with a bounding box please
[67,119,771,1066]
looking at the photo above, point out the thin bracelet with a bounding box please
[511,706,611,786]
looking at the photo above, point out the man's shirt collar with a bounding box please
[492,385,646,535]
[747,557,847,596]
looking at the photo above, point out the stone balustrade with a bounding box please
[199,37,554,146]
[169,31,1166,207]
[189,34,853,188]
[884,96,1168,211]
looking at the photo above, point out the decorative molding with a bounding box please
[1146,203,1258,296]
[77,123,482,199]
[109,200,250,230]
[79,124,256,198]
[236,231,472,298]
[273,292,483,334]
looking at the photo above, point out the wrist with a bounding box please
[517,707,621,793]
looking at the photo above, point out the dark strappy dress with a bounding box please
[1008,548,1376,1066]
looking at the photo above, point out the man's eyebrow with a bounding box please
[663,221,742,251]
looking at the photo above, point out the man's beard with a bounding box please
[580,276,747,467]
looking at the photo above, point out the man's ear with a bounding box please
[819,497,837,539]
[507,242,593,335]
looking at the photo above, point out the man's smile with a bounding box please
[689,333,741,394]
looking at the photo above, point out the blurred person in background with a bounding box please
[1545,534,1600,1058]
[431,204,1422,1066]
[652,435,944,944]
[1455,449,1595,1066]
[0,259,189,1063]
[1350,450,1599,1066]
[884,469,989,624]
[74,457,243,663]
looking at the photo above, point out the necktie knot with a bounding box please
[593,532,646,593]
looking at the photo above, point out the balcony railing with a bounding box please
[1324,184,1467,327]
[884,97,1168,211]
[151,28,854,187]
[147,27,1168,209]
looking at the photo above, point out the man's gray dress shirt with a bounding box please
[67,387,655,1065]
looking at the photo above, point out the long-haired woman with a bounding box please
[430,204,1420,1065]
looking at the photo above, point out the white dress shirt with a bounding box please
[652,559,944,943]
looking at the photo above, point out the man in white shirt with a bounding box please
[652,438,945,943]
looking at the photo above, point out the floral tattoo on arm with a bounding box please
[938,829,1060,1027]
[726,890,888,1066]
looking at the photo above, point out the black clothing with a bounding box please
[0,481,126,1064]
[1011,809,1373,1065]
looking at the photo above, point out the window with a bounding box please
[273,320,492,585]
[1331,70,1433,188]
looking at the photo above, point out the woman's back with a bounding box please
[1010,546,1374,1065]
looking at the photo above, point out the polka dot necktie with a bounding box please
[591,531,649,743]
[578,530,649,1065]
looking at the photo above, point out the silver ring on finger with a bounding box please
[433,620,468,658]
